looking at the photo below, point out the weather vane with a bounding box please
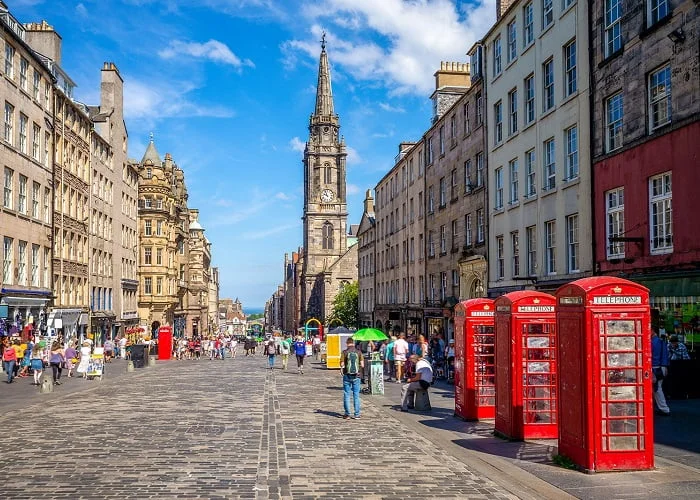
[149,132,154,142]
[321,30,326,50]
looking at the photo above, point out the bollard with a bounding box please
[148,356,156,367]
[40,378,54,393]
[127,360,134,372]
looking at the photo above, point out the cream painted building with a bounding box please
[483,0,592,295]
[0,8,54,334]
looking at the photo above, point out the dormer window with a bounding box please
[146,168,152,179]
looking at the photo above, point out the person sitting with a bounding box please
[400,354,433,411]
[668,335,691,361]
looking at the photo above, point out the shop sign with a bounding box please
[517,305,555,313]
[592,295,642,305]
[470,311,494,317]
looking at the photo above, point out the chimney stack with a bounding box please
[496,0,516,19]
[363,189,375,216]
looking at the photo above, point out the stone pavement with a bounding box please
[0,354,698,499]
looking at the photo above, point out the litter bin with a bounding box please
[369,353,384,395]
[130,344,149,368]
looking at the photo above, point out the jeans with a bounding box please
[268,354,275,369]
[343,374,361,417]
[220,348,226,359]
[3,360,15,383]
[401,381,423,410]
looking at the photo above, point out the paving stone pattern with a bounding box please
[0,355,516,499]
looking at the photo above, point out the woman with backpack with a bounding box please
[265,339,276,369]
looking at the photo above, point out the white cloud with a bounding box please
[123,77,235,120]
[275,192,293,201]
[242,222,300,240]
[346,146,362,164]
[75,3,89,17]
[346,183,360,195]
[287,0,496,95]
[379,102,405,113]
[158,39,254,69]
[289,136,306,153]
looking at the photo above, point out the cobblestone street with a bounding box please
[0,355,518,499]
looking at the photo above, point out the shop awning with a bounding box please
[634,274,700,298]
[0,296,51,306]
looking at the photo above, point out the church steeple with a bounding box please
[312,32,337,126]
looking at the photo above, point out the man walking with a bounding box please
[293,335,307,374]
[385,335,396,381]
[393,332,409,383]
[340,338,364,419]
[400,354,433,411]
[652,327,671,416]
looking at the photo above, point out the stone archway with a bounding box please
[459,255,487,299]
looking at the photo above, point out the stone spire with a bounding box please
[141,133,161,165]
[314,32,335,119]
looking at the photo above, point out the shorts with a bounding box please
[395,360,405,367]
[31,359,43,371]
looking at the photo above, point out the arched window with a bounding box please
[324,165,332,184]
[322,222,333,249]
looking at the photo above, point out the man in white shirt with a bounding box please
[393,333,409,383]
[400,354,433,411]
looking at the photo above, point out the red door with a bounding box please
[521,321,558,438]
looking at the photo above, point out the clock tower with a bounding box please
[301,35,349,322]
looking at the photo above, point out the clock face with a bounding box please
[320,189,334,202]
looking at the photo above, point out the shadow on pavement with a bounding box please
[314,408,345,418]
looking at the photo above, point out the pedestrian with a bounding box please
[64,341,78,378]
[340,337,364,420]
[266,339,276,369]
[30,343,44,385]
[384,336,396,381]
[103,337,114,363]
[668,335,691,361]
[393,332,409,383]
[313,334,321,360]
[293,335,306,374]
[280,335,291,370]
[49,341,65,385]
[2,338,17,383]
[400,354,433,411]
[118,335,127,359]
[76,340,92,379]
[651,327,671,416]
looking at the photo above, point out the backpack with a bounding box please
[344,350,360,376]
[281,342,290,354]
[267,343,276,355]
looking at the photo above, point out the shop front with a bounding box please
[0,289,52,340]
[90,311,116,346]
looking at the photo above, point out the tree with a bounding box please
[328,281,358,328]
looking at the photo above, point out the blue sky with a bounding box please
[10,0,495,308]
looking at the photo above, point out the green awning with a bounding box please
[633,274,700,298]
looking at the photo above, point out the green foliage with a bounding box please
[552,454,577,470]
[247,313,264,320]
[328,281,358,328]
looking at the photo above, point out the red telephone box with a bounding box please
[157,326,173,360]
[454,298,495,421]
[494,291,558,440]
[555,277,653,472]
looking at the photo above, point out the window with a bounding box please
[427,136,434,164]
[509,159,519,203]
[32,122,40,160]
[508,89,518,135]
[144,247,152,265]
[19,57,28,90]
[545,220,556,274]
[565,126,578,180]
[44,131,50,167]
[418,192,424,217]
[452,270,459,288]
[465,214,473,246]
[4,102,14,145]
[440,225,447,254]
[606,93,624,152]
[494,100,503,143]
[477,209,485,243]
[156,277,163,295]
[18,174,26,214]
[322,222,334,249]
[324,165,332,184]
[507,21,517,62]
[17,240,26,285]
[543,0,553,29]
[527,225,537,275]
[428,186,434,213]
[649,172,672,253]
[144,220,152,236]
[543,58,554,111]
[451,219,458,250]
[439,177,446,207]
[523,2,534,46]
[495,167,504,209]
[476,152,484,187]
[648,0,668,27]
[33,70,40,100]
[410,237,415,262]
[464,160,472,193]
[496,236,505,279]
[511,231,520,277]
[439,125,445,155]
[31,182,39,218]
[567,214,579,272]
[43,247,49,287]
[419,233,424,259]
[526,149,536,196]
[31,244,39,287]
[4,44,14,78]
[450,115,456,139]
[464,103,470,135]
[144,197,152,208]
[543,138,555,190]
[606,187,625,258]
[144,277,152,295]
[19,113,27,153]
[3,237,12,284]
[476,92,483,124]
[43,187,50,223]
[564,40,577,96]
[525,74,535,124]
[440,272,447,301]
[156,220,163,236]
[605,0,622,57]
[493,36,502,75]
[649,64,671,130]
[3,167,13,209]
[428,231,434,257]
[564,0,575,8]
[451,169,458,199]
[156,248,163,266]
